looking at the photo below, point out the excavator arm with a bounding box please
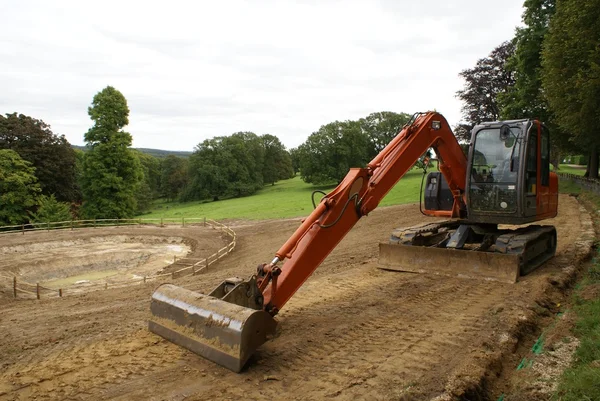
[149,111,468,371]
[258,111,467,314]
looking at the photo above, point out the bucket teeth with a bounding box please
[149,283,277,372]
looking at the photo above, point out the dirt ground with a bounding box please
[0,195,590,401]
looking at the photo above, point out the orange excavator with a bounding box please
[149,112,558,372]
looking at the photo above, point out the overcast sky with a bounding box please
[1,0,524,151]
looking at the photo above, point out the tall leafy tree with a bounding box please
[0,149,41,225]
[80,86,143,218]
[261,134,294,185]
[184,132,265,201]
[298,120,370,184]
[289,147,300,174]
[160,155,189,201]
[500,0,555,120]
[134,151,161,213]
[0,113,79,201]
[359,111,411,157]
[542,0,600,177]
[499,0,571,168]
[456,41,516,140]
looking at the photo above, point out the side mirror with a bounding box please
[499,125,511,141]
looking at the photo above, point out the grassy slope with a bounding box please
[142,164,590,221]
[143,168,426,220]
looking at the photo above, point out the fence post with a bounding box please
[59,288,63,297]
[174,255,177,263]
[206,258,209,269]
[204,217,206,227]
[36,283,40,300]
[22,225,25,235]
[161,217,163,227]
[171,271,175,279]
[71,220,74,231]
[94,219,97,228]
[13,276,17,298]
[47,222,50,232]
[182,217,185,227]
[105,283,108,290]
[143,276,147,284]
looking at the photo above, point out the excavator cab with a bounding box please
[380,119,558,281]
[466,120,558,224]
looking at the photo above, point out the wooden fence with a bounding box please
[0,217,216,235]
[557,172,600,195]
[1,218,236,300]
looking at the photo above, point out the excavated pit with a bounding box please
[2,236,190,288]
[0,226,229,294]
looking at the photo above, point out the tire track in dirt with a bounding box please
[233,270,508,400]
[0,331,184,400]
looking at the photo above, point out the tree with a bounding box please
[542,0,600,177]
[29,194,72,224]
[455,41,516,140]
[134,151,161,213]
[289,147,300,174]
[0,113,79,202]
[80,87,143,218]
[261,134,294,185]
[298,120,370,184]
[160,155,189,201]
[499,0,571,168]
[184,132,266,201]
[0,149,41,225]
[500,0,555,120]
[359,111,412,158]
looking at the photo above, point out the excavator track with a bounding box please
[380,221,557,283]
[495,225,557,275]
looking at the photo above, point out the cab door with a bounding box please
[524,124,538,217]
[537,124,558,217]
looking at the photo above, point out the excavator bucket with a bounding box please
[378,243,520,284]
[149,279,277,372]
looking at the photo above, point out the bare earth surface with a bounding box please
[0,195,589,400]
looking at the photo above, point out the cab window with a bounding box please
[541,125,550,186]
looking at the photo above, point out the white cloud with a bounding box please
[0,0,524,151]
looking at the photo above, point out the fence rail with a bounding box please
[557,172,600,195]
[0,217,215,234]
[1,218,236,300]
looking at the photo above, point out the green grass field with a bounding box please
[556,164,587,176]
[141,164,589,220]
[142,168,427,220]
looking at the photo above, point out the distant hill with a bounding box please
[72,145,192,158]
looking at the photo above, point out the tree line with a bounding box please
[0,91,297,225]
[455,0,599,177]
[0,94,414,226]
